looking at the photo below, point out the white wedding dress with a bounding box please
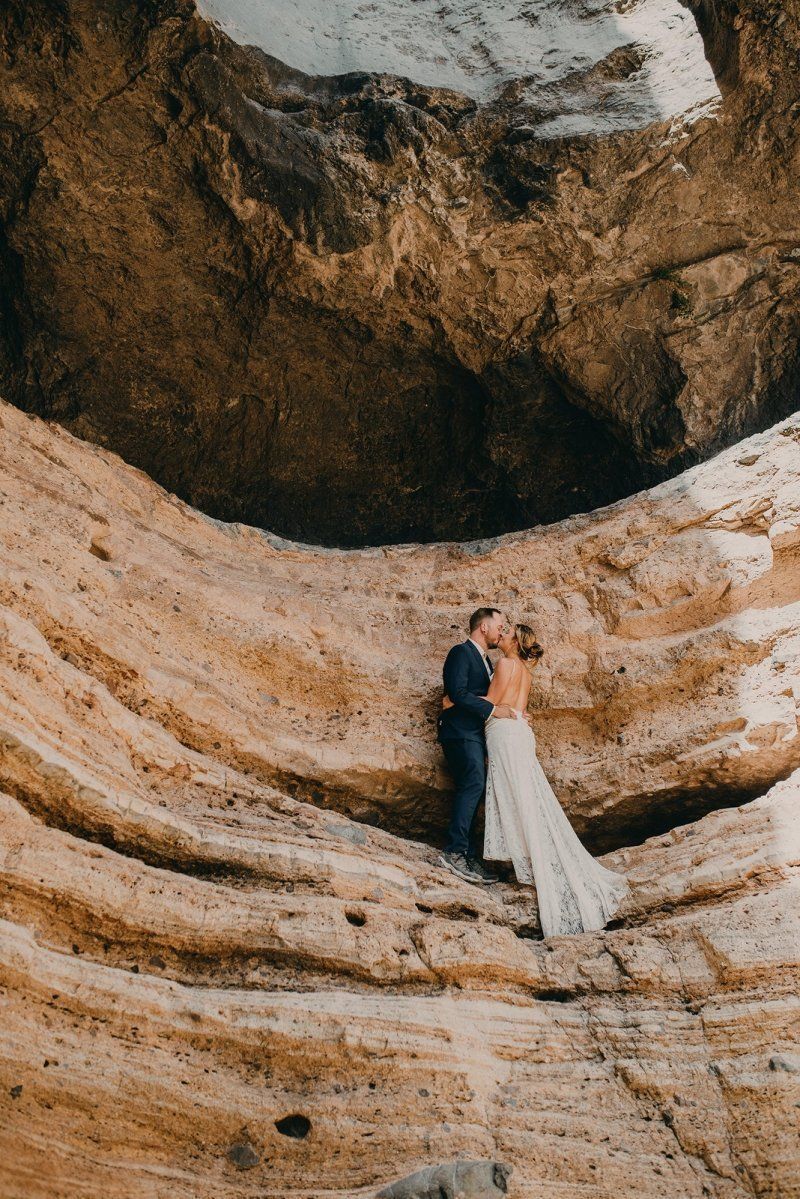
[484,711,629,937]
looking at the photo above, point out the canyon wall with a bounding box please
[1,399,798,848]
[1,1,799,1193]
[0,400,799,1196]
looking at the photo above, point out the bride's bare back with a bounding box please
[485,656,531,712]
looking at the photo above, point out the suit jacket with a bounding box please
[437,640,494,743]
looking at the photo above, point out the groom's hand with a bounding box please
[493,704,517,719]
[493,704,532,724]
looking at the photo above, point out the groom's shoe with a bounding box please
[437,851,483,884]
[466,856,500,884]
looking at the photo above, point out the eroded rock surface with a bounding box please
[0,0,798,544]
[0,402,799,1196]
[1,399,798,848]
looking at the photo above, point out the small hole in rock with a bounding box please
[415,903,433,914]
[275,1114,311,1139]
[345,911,366,927]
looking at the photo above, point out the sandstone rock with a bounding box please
[0,402,798,1196]
[226,1140,260,1170]
[1,399,797,849]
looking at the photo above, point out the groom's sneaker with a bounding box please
[437,852,483,884]
[466,856,500,884]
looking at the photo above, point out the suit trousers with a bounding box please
[440,736,486,856]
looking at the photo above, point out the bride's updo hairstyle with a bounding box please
[515,623,544,663]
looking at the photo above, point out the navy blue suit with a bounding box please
[437,641,494,855]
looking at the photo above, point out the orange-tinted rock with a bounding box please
[0,401,798,1196]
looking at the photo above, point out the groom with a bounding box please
[436,607,521,885]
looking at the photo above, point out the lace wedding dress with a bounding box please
[484,712,629,937]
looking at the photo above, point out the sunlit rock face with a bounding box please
[196,0,719,133]
[1,402,799,1197]
[0,0,797,546]
[1,395,799,857]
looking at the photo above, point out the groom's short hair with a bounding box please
[469,607,502,632]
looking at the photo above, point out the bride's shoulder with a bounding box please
[495,656,527,681]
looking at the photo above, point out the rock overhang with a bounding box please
[0,0,796,547]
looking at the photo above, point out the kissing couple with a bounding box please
[436,607,628,937]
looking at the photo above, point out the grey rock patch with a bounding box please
[226,1141,260,1170]
[325,820,367,846]
[377,1160,512,1198]
[769,1053,800,1073]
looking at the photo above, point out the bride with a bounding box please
[466,622,628,937]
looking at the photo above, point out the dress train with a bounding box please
[484,713,629,936]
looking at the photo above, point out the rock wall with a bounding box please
[1,398,798,848]
[0,0,798,544]
[1,2,799,1191]
[0,401,799,1196]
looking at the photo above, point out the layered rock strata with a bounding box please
[1,399,798,847]
[0,401,799,1196]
